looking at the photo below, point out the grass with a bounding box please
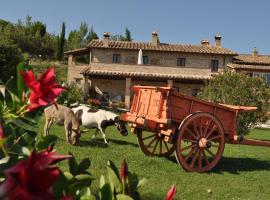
[37,116,270,200]
[30,59,67,82]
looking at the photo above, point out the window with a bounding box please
[192,89,201,97]
[211,60,219,72]
[253,73,261,77]
[264,74,270,85]
[143,56,148,65]
[113,54,121,63]
[177,58,186,67]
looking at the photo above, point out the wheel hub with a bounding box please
[198,138,211,148]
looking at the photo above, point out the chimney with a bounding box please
[152,31,159,45]
[103,32,110,47]
[201,39,210,47]
[252,47,258,59]
[214,34,222,47]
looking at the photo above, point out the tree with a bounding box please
[86,26,99,44]
[0,42,23,83]
[199,71,270,135]
[57,22,65,60]
[124,27,132,41]
[110,27,132,41]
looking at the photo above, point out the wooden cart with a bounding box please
[120,86,270,172]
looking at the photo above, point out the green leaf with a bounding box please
[100,175,106,188]
[5,76,19,98]
[4,89,13,108]
[137,178,147,189]
[21,132,36,145]
[17,63,32,99]
[107,165,122,194]
[99,183,112,200]
[75,174,92,182]
[116,194,134,200]
[64,171,74,181]
[0,90,4,103]
[52,172,68,198]
[79,158,91,172]
[68,152,79,176]
[22,146,31,156]
[78,186,91,196]
[10,118,38,132]
[107,160,120,178]
[35,135,57,150]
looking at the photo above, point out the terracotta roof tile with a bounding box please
[64,47,89,55]
[227,63,270,72]
[81,63,212,80]
[234,54,270,65]
[87,40,237,56]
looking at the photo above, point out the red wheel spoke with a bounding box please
[198,150,202,169]
[211,144,219,148]
[184,148,194,162]
[205,148,215,158]
[146,137,157,148]
[180,144,196,152]
[208,135,221,141]
[192,121,200,137]
[152,139,159,154]
[199,117,203,137]
[185,127,198,140]
[163,140,169,152]
[190,149,199,168]
[202,150,210,165]
[159,139,163,154]
[142,134,155,141]
[202,119,212,137]
[205,125,218,139]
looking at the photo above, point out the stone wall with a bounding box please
[89,78,204,102]
[67,64,88,85]
[91,48,233,70]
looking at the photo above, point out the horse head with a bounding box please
[114,116,128,136]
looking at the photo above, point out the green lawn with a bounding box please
[38,117,270,200]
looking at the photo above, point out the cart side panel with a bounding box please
[170,93,237,136]
[131,87,168,121]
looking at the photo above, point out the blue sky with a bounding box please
[0,0,269,54]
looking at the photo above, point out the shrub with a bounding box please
[0,43,23,83]
[200,71,270,135]
[57,82,83,106]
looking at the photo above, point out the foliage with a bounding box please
[57,22,66,60]
[57,82,83,106]
[200,71,270,135]
[110,27,132,41]
[0,42,23,82]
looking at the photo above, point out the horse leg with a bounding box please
[65,123,71,143]
[100,128,108,144]
[44,119,53,136]
[92,128,98,139]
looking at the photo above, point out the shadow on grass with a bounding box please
[76,138,138,148]
[165,156,270,174]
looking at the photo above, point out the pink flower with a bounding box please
[165,185,177,200]
[0,118,4,138]
[0,150,71,200]
[121,159,128,181]
[21,68,64,111]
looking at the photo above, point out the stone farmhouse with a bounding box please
[65,32,270,109]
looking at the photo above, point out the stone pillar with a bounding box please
[68,54,76,67]
[167,80,173,88]
[125,77,131,109]
[67,55,76,82]
[83,76,90,102]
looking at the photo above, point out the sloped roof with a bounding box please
[227,63,270,72]
[234,54,270,65]
[87,40,237,56]
[81,63,212,80]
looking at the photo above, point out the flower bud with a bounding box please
[165,185,177,200]
[121,159,128,181]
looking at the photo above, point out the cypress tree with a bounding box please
[57,22,65,60]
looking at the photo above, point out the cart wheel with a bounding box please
[137,129,175,157]
[175,112,225,172]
